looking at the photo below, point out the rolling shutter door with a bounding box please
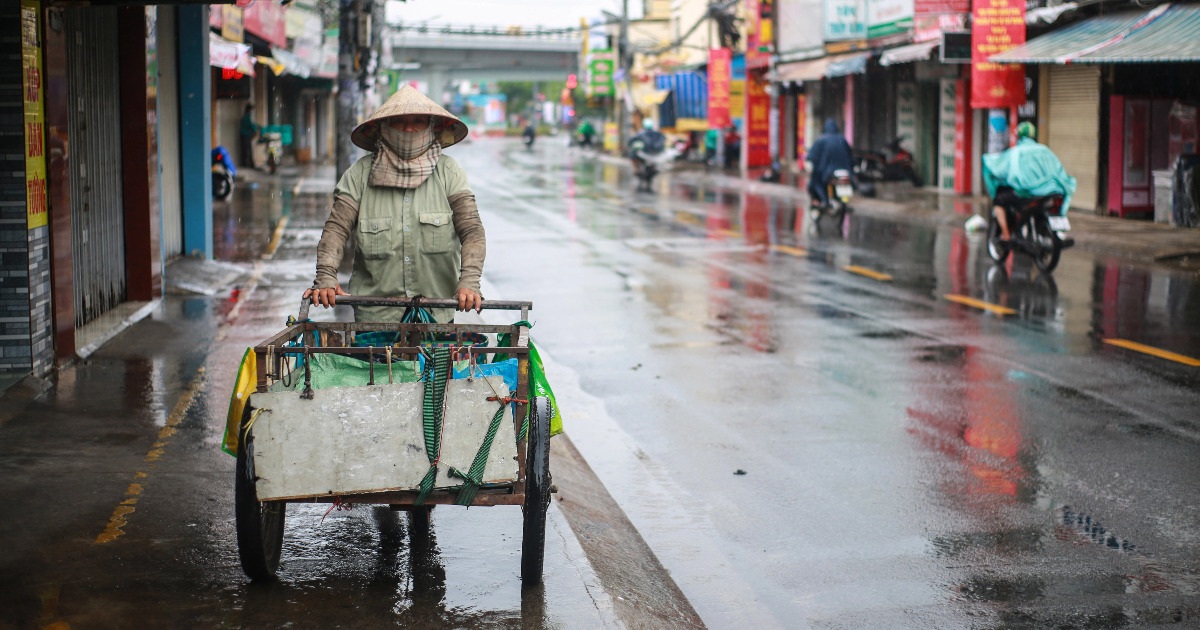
[1046,65,1101,211]
[65,7,126,327]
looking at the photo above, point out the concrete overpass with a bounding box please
[386,24,582,91]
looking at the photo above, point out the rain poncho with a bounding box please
[982,137,1077,214]
[807,119,855,204]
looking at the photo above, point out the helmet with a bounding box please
[1016,121,1036,140]
[642,119,655,130]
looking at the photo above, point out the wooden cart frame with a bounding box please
[235,297,551,585]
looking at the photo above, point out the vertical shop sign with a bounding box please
[970,0,1025,108]
[589,50,615,97]
[954,77,972,194]
[21,0,47,230]
[708,48,732,129]
[796,93,808,163]
[896,82,917,149]
[746,72,771,167]
[938,78,957,190]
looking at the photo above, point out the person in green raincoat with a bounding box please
[982,122,1077,241]
[303,85,486,323]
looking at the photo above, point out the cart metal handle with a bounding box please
[298,295,532,322]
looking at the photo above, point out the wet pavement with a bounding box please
[2,138,1199,629]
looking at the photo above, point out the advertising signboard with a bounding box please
[824,0,866,41]
[21,0,46,230]
[868,0,914,40]
[970,0,1025,108]
[589,50,615,97]
[746,72,771,167]
[707,48,732,129]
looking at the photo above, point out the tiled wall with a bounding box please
[1,0,55,376]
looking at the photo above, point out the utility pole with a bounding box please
[336,0,383,176]
[617,0,629,154]
[336,0,361,176]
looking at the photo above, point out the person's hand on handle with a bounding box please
[456,287,483,312]
[303,285,349,308]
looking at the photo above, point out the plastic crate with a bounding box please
[262,124,293,146]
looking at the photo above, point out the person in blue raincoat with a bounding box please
[806,118,855,208]
[982,122,1077,241]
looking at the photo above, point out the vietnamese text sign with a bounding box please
[707,48,732,129]
[939,78,957,190]
[971,0,1025,108]
[589,50,614,97]
[915,0,968,14]
[746,72,771,167]
[824,0,866,41]
[869,0,914,40]
[21,0,46,230]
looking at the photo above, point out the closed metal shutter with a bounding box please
[1047,65,1101,211]
[157,6,183,259]
[66,7,126,327]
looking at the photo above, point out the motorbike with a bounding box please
[632,147,680,192]
[211,145,235,201]
[259,131,282,174]
[810,169,854,225]
[855,136,922,192]
[985,194,1075,273]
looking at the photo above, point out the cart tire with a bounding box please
[520,397,552,585]
[236,406,286,582]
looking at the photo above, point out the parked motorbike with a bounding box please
[211,145,235,201]
[986,195,1075,273]
[855,136,921,193]
[259,131,282,174]
[810,168,854,225]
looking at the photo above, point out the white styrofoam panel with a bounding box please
[249,376,519,501]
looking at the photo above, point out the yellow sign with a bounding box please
[21,0,47,230]
[222,5,244,43]
[603,122,619,152]
[729,79,746,123]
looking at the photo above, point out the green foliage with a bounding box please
[496,81,568,125]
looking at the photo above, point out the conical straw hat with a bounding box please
[351,84,469,151]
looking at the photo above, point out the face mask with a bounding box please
[380,119,435,159]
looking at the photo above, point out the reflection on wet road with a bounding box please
[471,139,1200,628]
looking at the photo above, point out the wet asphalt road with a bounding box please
[1,137,1198,629]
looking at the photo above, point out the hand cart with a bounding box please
[234,296,551,585]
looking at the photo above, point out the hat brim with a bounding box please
[351,115,469,151]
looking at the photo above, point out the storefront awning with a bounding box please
[992,3,1200,64]
[770,52,870,82]
[880,41,939,66]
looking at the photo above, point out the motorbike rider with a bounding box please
[521,120,536,148]
[629,118,667,171]
[577,119,596,148]
[982,122,1077,241]
[805,118,855,208]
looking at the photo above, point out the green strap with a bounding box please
[448,402,507,506]
[414,347,451,506]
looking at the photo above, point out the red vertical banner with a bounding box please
[954,76,973,194]
[971,0,1026,108]
[746,71,771,167]
[707,48,732,129]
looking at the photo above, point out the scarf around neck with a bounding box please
[369,122,441,189]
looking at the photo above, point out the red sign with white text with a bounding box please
[971,0,1025,109]
[746,71,771,167]
[707,48,732,129]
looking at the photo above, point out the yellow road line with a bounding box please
[95,369,206,544]
[770,244,808,256]
[262,215,289,259]
[943,294,1016,316]
[715,228,742,238]
[1104,339,1200,367]
[843,265,893,282]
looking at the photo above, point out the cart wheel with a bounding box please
[521,397,552,585]
[236,406,286,582]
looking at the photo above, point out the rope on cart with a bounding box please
[414,347,451,505]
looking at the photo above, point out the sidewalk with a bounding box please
[603,152,1200,269]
